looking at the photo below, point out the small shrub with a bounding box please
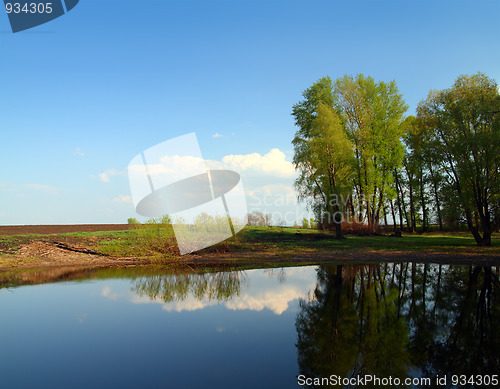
[340,221,373,236]
[132,216,179,256]
[175,214,235,254]
[127,217,139,225]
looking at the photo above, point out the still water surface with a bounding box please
[0,263,498,388]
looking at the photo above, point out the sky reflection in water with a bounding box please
[0,266,317,389]
[1,263,499,389]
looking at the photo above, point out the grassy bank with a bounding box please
[86,225,500,258]
[1,225,499,271]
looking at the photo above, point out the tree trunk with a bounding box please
[350,197,355,224]
[464,206,484,246]
[405,163,416,233]
[329,197,345,239]
[419,167,427,232]
[477,231,492,246]
[389,199,397,232]
[429,165,443,231]
[394,169,407,231]
[478,205,492,246]
[334,220,344,239]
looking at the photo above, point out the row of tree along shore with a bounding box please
[292,72,499,246]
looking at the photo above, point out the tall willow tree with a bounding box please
[401,116,428,232]
[333,75,408,230]
[292,75,407,234]
[292,77,354,238]
[417,73,500,246]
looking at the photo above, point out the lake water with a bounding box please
[1,263,498,388]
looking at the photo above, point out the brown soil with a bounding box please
[8,241,142,269]
[0,224,133,236]
[0,224,142,271]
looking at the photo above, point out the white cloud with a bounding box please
[246,183,298,208]
[131,288,306,315]
[126,147,301,223]
[260,184,296,197]
[98,173,110,182]
[132,295,214,313]
[152,155,205,177]
[113,195,132,203]
[124,267,318,315]
[98,168,124,183]
[212,132,223,138]
[128,156,207,192]
[101,286,121,300]
[153,285,305,314]
[161,299,207,312]
[226,286,305,315]
[222,148,295,178]
[129,148,296,183]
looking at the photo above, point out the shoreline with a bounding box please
[2,248,499,272]
[1,250,499,290]
[1,224,499,272]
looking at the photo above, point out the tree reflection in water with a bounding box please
[296,263,500,388]
[132,270,247,303]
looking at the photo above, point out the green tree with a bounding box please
[417,73,500,245]
[402,115,432,232]
[292,77,355,238]
[333,75,408,230]
[296,265,411,387]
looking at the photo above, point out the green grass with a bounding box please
[1,225,498,268]
[1,226,498,288]
[234,226,500,256]
[52,226,177,258]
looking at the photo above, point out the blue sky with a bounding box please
[1,0,499,225]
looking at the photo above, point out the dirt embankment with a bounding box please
[0,224,140,271]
